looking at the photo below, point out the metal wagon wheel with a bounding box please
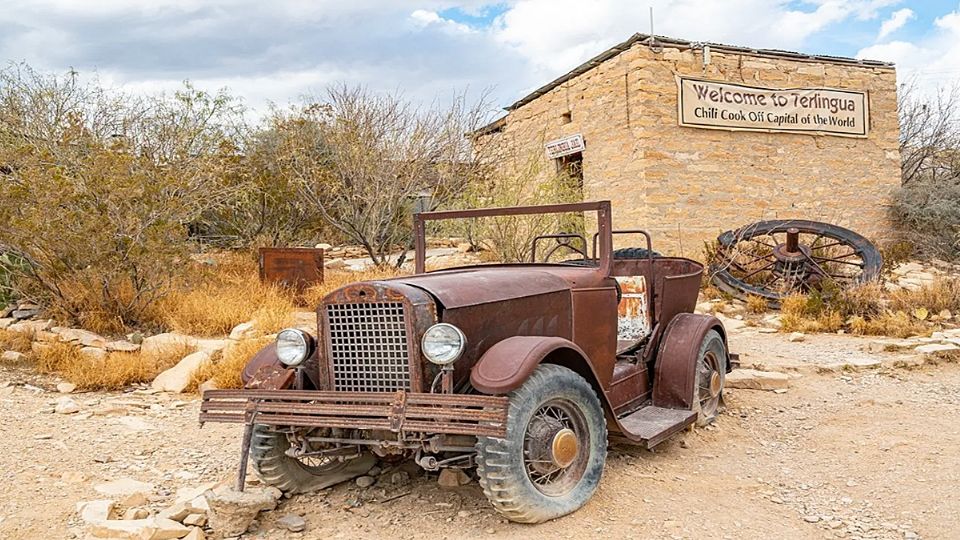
[710,219,883,307]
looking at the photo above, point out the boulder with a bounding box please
[152,351,211,393]
[315,243,333,250]
[1,350,24,363]
[183,527,205,540]
[12,308,40,320]
[0,318,13,329]
[55,396,81,414]
[204,486,281,537]
[437,468,471,488]
[193,338,230,353]
[198,379,219,394]
[141,333,196,357]
[77,499,116,523]
[725,369,790,391]
[9,319,53,334]
[79,347,108,361]
[123,508,150,520]
[106,340,141,353]
[229,321,259,340]
[58,328,108,348]
[916,343,960,354]
[276,514,307,532]
[94,478,155,498]
[788,332,806,342]
[87,517,189,540]
[56,382,77,393]
[182,514,206,527]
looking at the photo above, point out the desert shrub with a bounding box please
[189,337,272,391]
[745,295,768,314]
[160,256,296,337]
[0,66,247,334]
[889,277,960,315]
[0,329,32,354]
[32,341,195,390]
[893,176,960,260]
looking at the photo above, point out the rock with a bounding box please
[204,487,280,537]
[123,508,150,520]
[788,332,806,342]
[1,350,24,363]
[198,379,219,393]
[355,475,376,488]
[87,517,189,540]
[55,396,81,414]
[116,416,156,432]
[194,338,230,353]
[183,528,205,540]
[79,346,108,361]
[140,333,195,357]
[229,321,259,341]
[58,328,108,348]
[804,515,821,523]
[56,382,77,393]
[182,514,206,527]
[152,351,211,393]
[437,469,471,488]
[62,471,88,483]
[324,257,346,269]
[77,500,116,523]
[315,243,333,250]
[95,478,155,498]
[390,471,410,485]
[106,340,141,353]
[34,330,59,342]
[455,242,472,253]
[0,317,13,329]
[717,316,746,331]
[0,304,13,318]
[892,262,923,275]
[122,493,150,508]
[916,343,960,354]
[276,514,307,532]
[725,369,790,391]
[12,308,40,320]
[9,318,53,334]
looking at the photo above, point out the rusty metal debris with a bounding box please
[710,219,883,306]
[258,247,324,293]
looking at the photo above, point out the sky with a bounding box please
[0,1,958,118]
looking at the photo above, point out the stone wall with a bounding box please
[479,41,901,259]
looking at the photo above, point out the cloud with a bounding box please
[877,8,914,40]
[858,7,960,94]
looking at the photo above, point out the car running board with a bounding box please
[617,406,697,449]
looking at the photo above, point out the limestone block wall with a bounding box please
[480,41,901,260]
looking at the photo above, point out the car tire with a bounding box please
[692,330,727,427]
[475,364,607,523]
[250,425,372,494]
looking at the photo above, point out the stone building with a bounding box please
[472,33,900,257]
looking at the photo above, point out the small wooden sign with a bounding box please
[545,133,585,159]
[258,247,324,293]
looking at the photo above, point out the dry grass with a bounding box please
[746,295,768,314]
[160,259,296,337]
[777,279,945,338]
[31,341,195,390]
[0,329,33,354]
[187,337,272,391]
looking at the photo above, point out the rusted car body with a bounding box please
[201,201,731,523]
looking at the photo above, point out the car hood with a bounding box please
[390,266,576,309]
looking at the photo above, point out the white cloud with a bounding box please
[877,8,914,40]
[410,9,475,34]
[858,8,960,95]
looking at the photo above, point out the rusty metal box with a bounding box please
[258,247,324,292]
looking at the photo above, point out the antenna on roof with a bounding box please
[645,6,662,51]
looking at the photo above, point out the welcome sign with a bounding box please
[677,76,869,138]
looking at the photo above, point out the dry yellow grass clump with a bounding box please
[189,337,273,391]
[31,341,195,391]
[0,329,33,354]
[160,252,296,337]
[745,294,768,314]
[777,277,960,338]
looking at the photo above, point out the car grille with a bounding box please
[326,302,411,392]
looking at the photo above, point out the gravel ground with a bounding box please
[0,331,957,539]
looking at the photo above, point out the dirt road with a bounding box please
[0,332,957,539]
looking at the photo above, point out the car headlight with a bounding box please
[421,323,466,366]
[276,328,310,367]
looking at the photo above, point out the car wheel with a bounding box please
[475,364,607,523]
[250,425,374,493]
[692,330,727,427]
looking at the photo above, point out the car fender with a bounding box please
[240,342,280,385]
[470,336,603,396]
[652,313,728,410]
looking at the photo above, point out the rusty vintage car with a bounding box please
[201,201,732,523]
